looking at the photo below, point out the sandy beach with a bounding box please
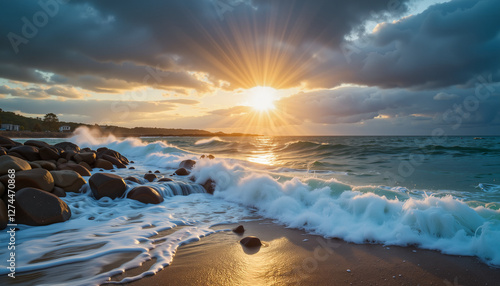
[108,219,500,286]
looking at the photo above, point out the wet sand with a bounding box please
[114,220,500,285]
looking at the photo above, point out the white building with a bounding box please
[1,124,20,131]
[59,125,71,132]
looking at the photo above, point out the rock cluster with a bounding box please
[0,136,128,229]
[0,135,219,230]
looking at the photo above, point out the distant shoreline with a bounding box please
[0,130,260,139]
[3,130,497,139]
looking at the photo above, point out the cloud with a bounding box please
[0,0,412,92]
[0,97,177,123]
[276,84,500,128]
[0,84,86,99]
[433,92,459,101]
[162,99,200,105]
[335,0,500,89]
[210,106,252,116]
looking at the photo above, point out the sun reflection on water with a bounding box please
[247,137,277,166]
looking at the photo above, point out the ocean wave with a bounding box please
[190,159,500,267]
[478,183,500,193]
[194,136,227,145]
[424,145,499,154]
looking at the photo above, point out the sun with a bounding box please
[248,86,277,111]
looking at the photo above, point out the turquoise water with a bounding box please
[141,136,500,200]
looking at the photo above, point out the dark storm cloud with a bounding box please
[277,84,500,128]
[0,0,411,92]
[345,0,500,89]
[1,0,498,92]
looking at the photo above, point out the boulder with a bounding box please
[174,168,190,176]
[58,163,91,177]
[7,152,25,160]
[0,199,7,230]
[0,155,31,175]
[54,142,80,152]
[51,186,66,197]
[14,187,71,226]
[79,161,92,171]
[158,178,173,182]
[240,236,262,247]
[24,140,51,149]
[29,162,42,169]
[97,148,129,165]
[50,170,87,193]
[95,159,114,170]
[0,136,21,149]
[179,159,196,170]
[64,150,77,161]
[74,152,96,165]
[0,168,54,192]
[233,225,245,234]
[201,179,215,194]
[144,173,157,182]
[32,160,57,171]
[129,167,135,170]
[39,146,60,161]
[0,147,7,156]
[0,182,4,197]
[9,145,41,161]
[57,158,68,165]
[102,154,126,168]
[154,170,160,173]
[127,186,164,204]
[89,173,127,199]
[124,176,141,184]
[207,154,215,160]
[96,147,107,153]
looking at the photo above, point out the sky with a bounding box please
[0,0,499,135]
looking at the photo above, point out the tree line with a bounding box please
[0,109,79,132]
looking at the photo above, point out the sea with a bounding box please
[1,127,499,285]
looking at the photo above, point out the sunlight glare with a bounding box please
[248,86,277,111]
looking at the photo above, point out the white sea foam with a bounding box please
[189,158,500,266]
